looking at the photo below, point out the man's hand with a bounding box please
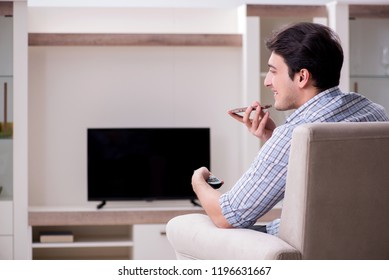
[192,167,232,228]
[228,101,276,142]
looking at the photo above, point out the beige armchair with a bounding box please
[166,122,389,260]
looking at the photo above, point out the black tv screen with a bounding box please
[87,128,210,202]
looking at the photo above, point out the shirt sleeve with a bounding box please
[219,126,291,228]
[266,218,280,235]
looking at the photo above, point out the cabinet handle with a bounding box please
[160,231,167,236]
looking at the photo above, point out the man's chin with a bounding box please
[274,102,293,112]
[273,103,283,111]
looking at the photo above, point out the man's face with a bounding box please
[264,52,301,111]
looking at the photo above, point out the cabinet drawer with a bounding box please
[0,201,13,235]
[133,224,176,260]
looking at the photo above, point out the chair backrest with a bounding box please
[279,122,389,259]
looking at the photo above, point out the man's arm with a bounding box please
[192,167,232,228]
[193,101,276,228]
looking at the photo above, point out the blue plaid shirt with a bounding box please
[220,87,389,235]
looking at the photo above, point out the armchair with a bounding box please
[166,122,389,259]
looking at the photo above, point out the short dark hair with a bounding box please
[265,22,343,91]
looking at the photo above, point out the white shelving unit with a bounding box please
[28,205,280,260]
[28,206,208,260]
[0,1,28,260]
[26,5,245,260]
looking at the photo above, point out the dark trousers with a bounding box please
[248,225,267,233]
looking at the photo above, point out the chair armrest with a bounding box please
[166,214,301,260]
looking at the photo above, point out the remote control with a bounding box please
[207,175,223,189]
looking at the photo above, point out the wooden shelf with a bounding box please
[351,75,389,79]
[32,237,134,249]
[29,207,206,226]
[29,206,280,226]
[350,5,389,18]
[247,4,327,18]
[247,4,389,19]
[28,33,243,47]
[0,2,12,17]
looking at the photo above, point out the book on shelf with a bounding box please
[39,231,74,243]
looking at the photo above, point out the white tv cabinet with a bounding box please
[28,205,280,260]
[29,205,205,260]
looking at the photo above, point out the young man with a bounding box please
[192,22,389,235]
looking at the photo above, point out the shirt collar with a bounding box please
[285,86,340,124]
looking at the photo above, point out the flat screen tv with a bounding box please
[87,127,210,206]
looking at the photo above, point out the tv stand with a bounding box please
[28,205,281,259]
[96,200,106,209]
[28,205,211,260]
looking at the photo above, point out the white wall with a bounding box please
[28,7,249,206]
[28,7,239,34]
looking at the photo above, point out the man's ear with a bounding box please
[297,68,310,87]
